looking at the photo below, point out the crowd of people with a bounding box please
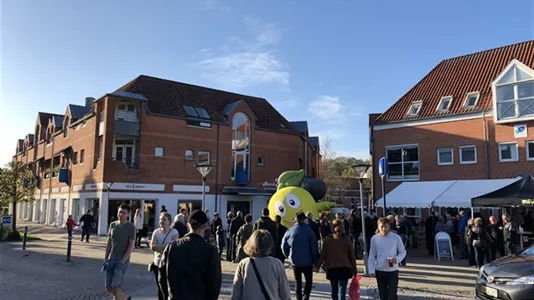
[99,203,413,300]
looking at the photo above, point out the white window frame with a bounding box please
[185,150,194,160]
[437,147,454,166]
[492,59,534,123]
[385,144,420,181]
[257,156,265,166]
[115,102,138,122]
[459,145,477,164]
[436,96,453,112]
[527,141,534,161]
[407,101,423,116]
[498,142,519,162]
[154,147,165,157]
[112,139,136,165]
[198,151,210,165]
[463,92,480,109]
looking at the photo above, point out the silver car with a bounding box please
[476,246,534,300]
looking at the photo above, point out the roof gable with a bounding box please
[492,59,534,85]
[309,136,319,148]
[289,121,308,134]
[17,139,24,152]
[377,40,534,124]
[67,104,91,121]
[36,112,63,127]
[114,75,296,133]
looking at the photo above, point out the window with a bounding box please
[437,147,453,165]
[527,141,534,161]
[72,152,78,165]
[385,145,419,180]
[198,151,210,165]
[80,149,85,164]
[155,147,165,157]
[459,145,477,164]
[407,101,423,116]
[498,143,519,162]
[113,140,135,167]
[493,60,534,121]
[183,105,211,119]
[185,150,194,160]
[116,103,138,122]
[463,92,480,108]
[98,136,103,160]
[232,112,251,180]
[257,156,265,166]
[437,96,452,112]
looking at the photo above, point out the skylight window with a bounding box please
[407,101,423,116]
[463,92,480,108]
[183,105,211,119]
[437,96,453,112]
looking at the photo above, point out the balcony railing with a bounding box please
[114,119,140,136]
[113,157,138,170]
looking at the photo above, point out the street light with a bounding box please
[351,164,371,275]
[194,164,213,211]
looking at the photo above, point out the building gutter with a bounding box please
[215,123,220,213]
[483,111,490,179]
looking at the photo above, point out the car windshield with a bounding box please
[520,246,534,256]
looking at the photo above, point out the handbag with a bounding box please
[349,275,362,300]
[148,229,172,272]
[250,258,271,300]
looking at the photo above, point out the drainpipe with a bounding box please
[369,124,375,207]
[215,124,220,213]
[482,111,490,179]
[47,135,54,225]
[304,138,308,176]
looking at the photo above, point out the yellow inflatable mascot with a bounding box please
[268,169,335,228]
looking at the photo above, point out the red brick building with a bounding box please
[369,40,534,219]
[13,75,321,235]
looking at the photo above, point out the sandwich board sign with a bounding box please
[434,231,454,261]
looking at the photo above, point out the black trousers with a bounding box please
[376,270,399,300]
[351,234,360,259]
[152,267,165,300]
[81,227,91,242]
[136,229,143,247]
[292,265,313,300]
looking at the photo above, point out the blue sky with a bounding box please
[1,0,533,165]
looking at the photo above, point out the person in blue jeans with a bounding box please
[316,219,357,300]
[282,212,319,300]
[103,203,136,300]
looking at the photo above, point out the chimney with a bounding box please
[85,97,96,108]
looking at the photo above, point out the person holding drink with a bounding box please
[368,217,406,300]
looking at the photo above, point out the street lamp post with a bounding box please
[351,164,371,275]
[194,164,214,211]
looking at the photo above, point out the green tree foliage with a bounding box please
[0,161,37,232]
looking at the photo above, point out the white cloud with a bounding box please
[309,96,342,119]
[198,0,230,11]
[308,95,363,125]
[195,17,289,89]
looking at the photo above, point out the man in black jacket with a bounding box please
[253,208,278,256]
[347,209,362,258]
[78,210,95,242]
[229,211,245,262]
[159,210,222,300]
[306,212,321,242]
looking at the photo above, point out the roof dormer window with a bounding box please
[492,59,534,122]
[407,101,423,116]
[183,105,211,119]
[463,92,480,109]
[436,96,453,112]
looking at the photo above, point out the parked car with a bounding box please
[476,246,534,300]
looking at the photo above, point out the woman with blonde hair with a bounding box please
[467,217,489,269]
[134,208,144,248]
[231,230,291,300]
[150,212,179,300]
[316,219,357,300]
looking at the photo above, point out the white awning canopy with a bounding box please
[375,180,456,208]
[375,177,521,208]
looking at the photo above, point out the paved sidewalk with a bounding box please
[9,221,476,299]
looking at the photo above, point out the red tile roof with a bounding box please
[376,40,534,124]
[115,75,298,133]
[368,113,381,126]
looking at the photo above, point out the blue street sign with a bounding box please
[2,215,12,226]
[378,157,387,177]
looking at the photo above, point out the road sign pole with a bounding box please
[381,176,387,215]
